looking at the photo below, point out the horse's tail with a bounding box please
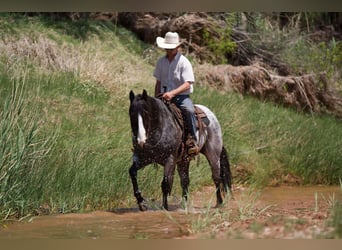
[220,146,232,192]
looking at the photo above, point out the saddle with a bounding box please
[167,102,210,154]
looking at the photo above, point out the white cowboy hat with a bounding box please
[156,32,182,49]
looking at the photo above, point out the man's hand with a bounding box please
[162,91,175,101]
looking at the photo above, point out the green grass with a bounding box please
[0,14,342,221]
[0,80,58,219]
[194,87,342,186]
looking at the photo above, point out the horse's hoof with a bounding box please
[138,201,148,211]
[214,202,223,209]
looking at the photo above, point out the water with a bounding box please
[0,186,341,239]
[0,209,189,239]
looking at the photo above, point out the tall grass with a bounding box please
[0,81,57,219]
[0,14,176,220]
[0,68,163,219]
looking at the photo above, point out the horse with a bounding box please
[128,89,232,211]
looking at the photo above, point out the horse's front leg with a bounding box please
[161,155,176,210]
[129,156,148,211]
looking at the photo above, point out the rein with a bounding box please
[158,96,184,132]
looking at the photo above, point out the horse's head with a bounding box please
[129,90,159,148]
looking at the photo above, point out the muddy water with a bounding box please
[0,209,189,239]
[260,185,342,206]
[0,186,341,239]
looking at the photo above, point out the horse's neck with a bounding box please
[150,99,178,132]
[161,104,181,134]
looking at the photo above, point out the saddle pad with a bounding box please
[195,106,210,127]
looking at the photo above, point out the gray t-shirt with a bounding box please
[153,52,195,95]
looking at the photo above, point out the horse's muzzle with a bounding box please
[138,140,145,148]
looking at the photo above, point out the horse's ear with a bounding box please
[129,90,135,103]
[142,89,148,100]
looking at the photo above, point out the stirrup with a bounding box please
[186,137,199,155]
[187,145,199,155]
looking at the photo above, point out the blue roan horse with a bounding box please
[129,90,232,211]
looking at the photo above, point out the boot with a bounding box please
[186,136,199,155]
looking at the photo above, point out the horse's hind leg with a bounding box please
[220,146,232,193]
[177,160,190,201]
[203,152,225,207]
[161,156,176,210]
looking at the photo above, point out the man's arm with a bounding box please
[162,81,192,101]
[154,80,161,97]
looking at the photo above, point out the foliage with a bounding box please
[282,37,342,76]
[281,36,342,97]
[203,16,236,64]
[237,12,342,94]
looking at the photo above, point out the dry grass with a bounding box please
[194,62,342,119]
[0,31,154,96]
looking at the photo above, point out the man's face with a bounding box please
[165,47,178,57]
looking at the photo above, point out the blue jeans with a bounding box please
[172,95,197,140]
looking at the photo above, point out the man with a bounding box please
[153,31,199,155]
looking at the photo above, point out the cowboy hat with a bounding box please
[156,32,182,49]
